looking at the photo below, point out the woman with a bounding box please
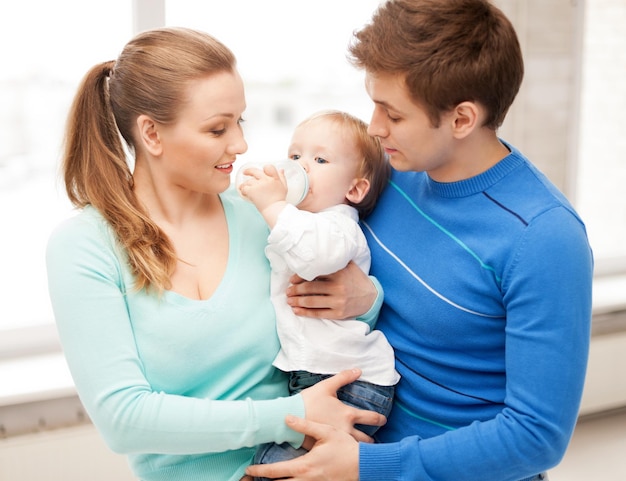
[46,27,383,481]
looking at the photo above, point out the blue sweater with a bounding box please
[46,189,305,481]
[359,143,593,481]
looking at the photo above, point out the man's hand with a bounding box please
[245,416,360,481]
[286,261,377,319]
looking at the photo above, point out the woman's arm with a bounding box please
[46,212,383,455]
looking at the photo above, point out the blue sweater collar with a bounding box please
[425,141,526,198]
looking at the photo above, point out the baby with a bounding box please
[238,110,399,475]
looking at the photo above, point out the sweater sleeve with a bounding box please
[356,275,383,329]
[46,212,304,455]
[360,207,593,481]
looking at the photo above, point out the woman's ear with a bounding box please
[346,178,371,205]
[451,101,480,139]
[136,114,163,156]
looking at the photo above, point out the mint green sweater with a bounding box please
[46,189,305,481]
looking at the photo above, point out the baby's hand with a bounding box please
[239,165,289,222]
[238,166,285,207]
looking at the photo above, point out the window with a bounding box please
[165,0,382,165]
[0,0,382,355]
[0,1,132,347]
[1,0,625,356]
[576,1,626,266]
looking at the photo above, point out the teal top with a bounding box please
[46,189,305,481]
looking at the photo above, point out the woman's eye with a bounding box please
[209,118,245,136]
[387,114,401,122]
[315,157,328,164]
[208,124,227,135]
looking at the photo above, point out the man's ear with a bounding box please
[136,114,163,156]
[346,178,371,205]
[451,101,480,139]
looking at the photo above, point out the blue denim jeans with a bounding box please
[253,370,395,481]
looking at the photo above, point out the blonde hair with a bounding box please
[298,110,390,218]
[62,27,236,293]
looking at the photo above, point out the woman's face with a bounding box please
[155,70,248,195]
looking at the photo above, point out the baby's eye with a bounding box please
[289,154,301,161]
[315,157,328,164]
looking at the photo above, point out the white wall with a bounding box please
[494,0,583,198]
[0,424,136,481]
[579,331,626,416]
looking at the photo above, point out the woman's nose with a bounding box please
[229,130,248,155]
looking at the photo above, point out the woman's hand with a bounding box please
[299,369,386,448]
[245,415,359,481]
[286,261,377,320]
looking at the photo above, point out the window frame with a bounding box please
[1,0,625,357]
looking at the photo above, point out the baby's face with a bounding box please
[286,118,362,213]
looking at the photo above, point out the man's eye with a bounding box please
[315,157,328,164]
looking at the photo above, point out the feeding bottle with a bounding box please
[235,160,309,206]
